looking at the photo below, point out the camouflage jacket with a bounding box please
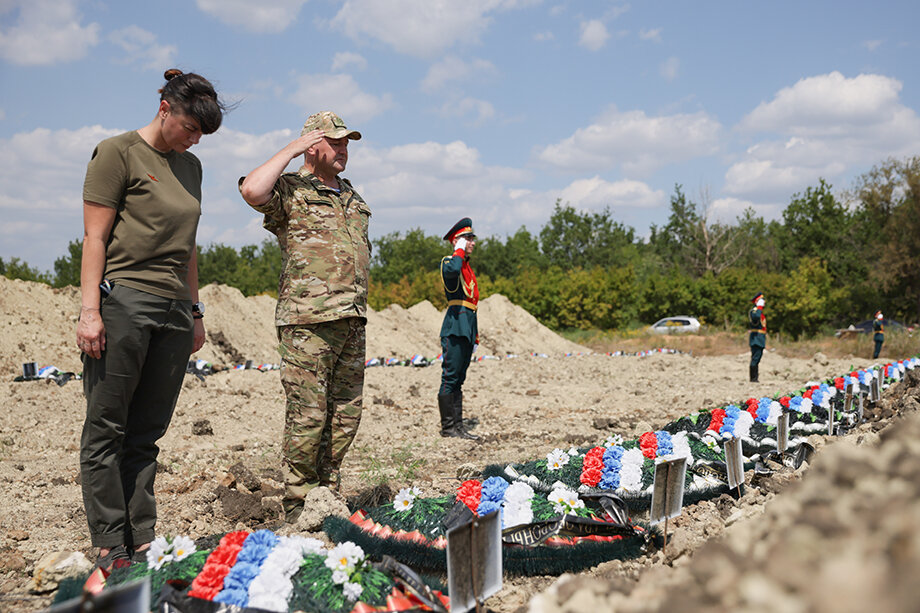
[244,167,371,326]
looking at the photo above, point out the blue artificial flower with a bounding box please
[476,500,501,516]
[602,445,624,464]
[214,588,250,607]
[599,472,620,489]
[481,476,510,504]
[655,431,673,456]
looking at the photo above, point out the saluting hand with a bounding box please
[289,129,325,156]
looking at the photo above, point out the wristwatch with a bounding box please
[192,301,205,319]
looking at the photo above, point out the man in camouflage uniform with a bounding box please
[239,111,370,521]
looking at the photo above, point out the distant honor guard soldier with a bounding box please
[748,292,767,382]
[239,111,370,522]
[873,310,885,359]
[437,218,481,440]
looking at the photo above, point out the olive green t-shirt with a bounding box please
[83,131,202,300]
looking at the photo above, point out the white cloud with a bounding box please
[195,0,309,33]
[421,56,498,93]
[289,73,394,124]
[558,177,666,211]
[738,72,912,137]
[436,97,496,124]
[331,52,367,72]
[0,0,99,65]
[726,72,920,198]
[346,140,542,234]
[639,27,661,42]
[660,56,679,81]
[533,30,554,42]
[579,19,609,51]
[709,197,783,223]
[330,0,537,58]
[108,26,176,71]
[0,125,121,268]
[536,107,723,175]
[862,39,883,52]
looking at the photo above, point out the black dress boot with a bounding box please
[452,392,479,440]
[750,365,759,383]
[438,394,459,437]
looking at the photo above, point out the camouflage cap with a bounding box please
[300,111,362,140]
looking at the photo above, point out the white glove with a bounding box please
[453,237,468,253]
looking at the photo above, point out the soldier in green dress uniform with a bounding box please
[748,292,766,382]
[437,218,480,440]
[873,310,885,359]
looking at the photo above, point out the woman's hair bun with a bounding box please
[163,68,184,81]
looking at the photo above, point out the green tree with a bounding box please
[474,227,544,279]
[52,239,83,288]
[773,257,834,339]
[539,201,638,270]
[370,229,446,286]
[649,185,745,277]
[853,156,920,323]
[0,257,50,284]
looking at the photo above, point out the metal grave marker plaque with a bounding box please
[777,412,789,453]
[723,436,745,490]
[843,383,854,413]
[446,509,502,612]
[649,456,688,525]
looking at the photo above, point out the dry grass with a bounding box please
[564,327,920,361]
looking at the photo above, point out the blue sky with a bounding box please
[2,0,919,271]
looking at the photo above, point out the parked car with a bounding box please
[649,316,701,334]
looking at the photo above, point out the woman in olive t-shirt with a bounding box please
[76,69,228,570]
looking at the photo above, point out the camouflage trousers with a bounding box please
[278,318,365,507]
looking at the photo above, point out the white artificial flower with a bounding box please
[567,447,580,456]
[503,481,534,506]
[394,487,416,512]
[546,448,569,470]
[735,411,754,438]
[147,536,172,570]
[671,432,692,461]
[618,448,645,491]
[325,542,365,572]
[343,581,364,601]
[298,537,326,556]
[171,535,196,561]
[331,569,349,585]
[604,434,624,447]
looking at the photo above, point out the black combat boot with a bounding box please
[750,365,759,383]
[452,392,480,440]
[438,394,459,437]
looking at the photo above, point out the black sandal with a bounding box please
[95,545,130,571]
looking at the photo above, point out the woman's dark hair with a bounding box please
[159,69,229,135]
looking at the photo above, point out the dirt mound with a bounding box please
[0,277,586,370]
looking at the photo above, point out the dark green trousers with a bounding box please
[80,284,193,548]
[439,335,473,396]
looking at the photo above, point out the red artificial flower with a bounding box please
[707,408,726,433]
[580,467,602,487]
[779,396,791,408]
[582,447,604,469]
[456,480,482,513]
[639,432,658,459]
[834,377,845,390]
[803,389,814,399]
